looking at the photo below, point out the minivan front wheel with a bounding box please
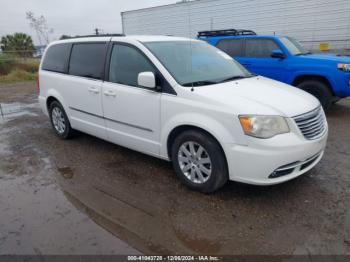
[49,101,74,139]
[178,141,212,184]
[171,130,228,193]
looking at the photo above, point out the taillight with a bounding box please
[37,75,40,94]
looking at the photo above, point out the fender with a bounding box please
[160,112,247,159]
[45,88,71,122]
[287,70,336,89]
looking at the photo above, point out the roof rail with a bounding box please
[63,34,125,39]
[197,29,256,38]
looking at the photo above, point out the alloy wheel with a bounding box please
[51,107,66,134]
[177,141,212,184]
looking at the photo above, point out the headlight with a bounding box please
[337,63,350,72]
[239,115,290,139]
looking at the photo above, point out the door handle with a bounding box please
[88,87,100,94]
[104,90,117,97]
[241,63,251,66]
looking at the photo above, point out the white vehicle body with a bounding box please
[38,35,328,189]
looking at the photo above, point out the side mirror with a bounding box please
[138,72,156,89]
[271,50,285,59]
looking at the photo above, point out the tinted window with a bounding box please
[69,43,106,80]
[245,39,280,58]
[109,44,155,87]
[216,39,244,57]
[42,43,71,73]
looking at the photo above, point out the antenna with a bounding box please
[187,2,194,92]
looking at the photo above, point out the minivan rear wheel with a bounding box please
[49,101,74,139]
[171,130,228,193]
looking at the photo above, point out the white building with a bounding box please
[121,0,350,51]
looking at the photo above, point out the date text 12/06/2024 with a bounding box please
[127,256,221,261]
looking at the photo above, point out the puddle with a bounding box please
[53,172,225,255]
[58,167,74,179]
[0,99,140,254]
[0,131,139,255]
[0,102,24,115]
[0,134,10,155]
[0,170,139,255]
[0,102,38,123]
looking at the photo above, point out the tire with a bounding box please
[171,130,228,193]
[48,101,74,139]
[332,97,341,104]
[297,80,333,111]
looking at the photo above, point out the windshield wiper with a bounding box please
[215,74,256,84]
[182,74,256,87]
[182,80,217,87]
[295,51,312,56]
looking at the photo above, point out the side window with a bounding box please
[68,43,106,80]
[109,44,155,87]
[245,39,280,58]
[216,39,244,57]
[42,43,71,73]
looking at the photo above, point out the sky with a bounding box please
[0,0,175,45]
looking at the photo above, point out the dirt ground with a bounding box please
[0,82,349,255]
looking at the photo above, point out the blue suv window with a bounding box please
[216,39,244,57]
[245,39,280,58]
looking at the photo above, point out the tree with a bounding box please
[0,33,35,57]
[26,11,54,45]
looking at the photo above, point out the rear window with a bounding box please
[216,39,244,57]
[68,43,106,80]
[41,43,71,73]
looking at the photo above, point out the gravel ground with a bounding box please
[0,82,349,255]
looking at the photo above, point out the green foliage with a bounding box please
[16,59,40,73]
[0,53,16,75]
[0,33,35,57]
[0,69,37,83]
[0,52,39,83]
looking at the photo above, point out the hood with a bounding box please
[193,76,320,117]
[298,53,350,63]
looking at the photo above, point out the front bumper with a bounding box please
[333,72,350,97]
[224,128,328,185]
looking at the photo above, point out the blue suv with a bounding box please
[198,29,350,110]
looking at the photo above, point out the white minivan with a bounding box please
[38,35,328,193]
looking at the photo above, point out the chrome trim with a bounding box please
[269,151,323,179]
[276,152,321,171]
[293,106,326,140]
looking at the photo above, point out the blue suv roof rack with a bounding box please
[197,29,256,38]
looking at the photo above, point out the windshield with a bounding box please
[144,40,253,86]
[280,37,309,55]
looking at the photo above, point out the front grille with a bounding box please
[293,107,326,140]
